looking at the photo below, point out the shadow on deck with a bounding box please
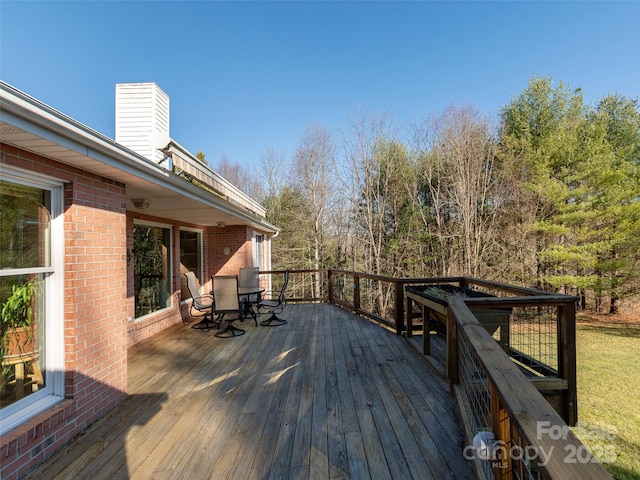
[26,303,473,480]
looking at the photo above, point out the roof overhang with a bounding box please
[0,82,278,233]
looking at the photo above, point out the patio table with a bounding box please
[238,286,265,323]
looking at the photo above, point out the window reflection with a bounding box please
[179,230,202,301]
[1,180,48,407]
[0,181,51,269]
[133,225,172,317]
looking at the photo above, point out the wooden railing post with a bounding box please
[327,269,333,304]
[395,280,404,336]
[353,273,360,313]
[558,301,578,425]
[421,306,430,355]
[490,384,513,480]
[447,306,458,386]
[405,295,413,338]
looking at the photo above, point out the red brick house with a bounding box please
[0,81,278,479]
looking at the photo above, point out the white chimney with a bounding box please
[115,82,170,163]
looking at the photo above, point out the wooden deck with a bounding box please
[26,303,473,480]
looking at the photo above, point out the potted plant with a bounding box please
[1,279,37,363]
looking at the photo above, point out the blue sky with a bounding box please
[2,1,639,172]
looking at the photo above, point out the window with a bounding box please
[133,222,172,318]
[0,167,64,434]
[253,233,264,269]
[179,229,202,301]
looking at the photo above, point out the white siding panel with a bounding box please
[115,83,169,163]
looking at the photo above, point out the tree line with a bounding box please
[215,77,640,314]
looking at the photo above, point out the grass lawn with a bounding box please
[576,318,640,480]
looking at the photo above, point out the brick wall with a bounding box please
[1,145,266,479]
[209,225,254,276]
[1,145,128,480]
[64,198,128,397]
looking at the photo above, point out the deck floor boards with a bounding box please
[25,303,473,480]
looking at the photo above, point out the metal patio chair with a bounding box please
[257,270,289,326]
[184,271,218,331]
[211,275,245,338]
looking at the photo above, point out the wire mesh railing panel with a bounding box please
[489,414,544,480]
[508,306,558,375]
[459,330,544,480]
[507,428,543,480]
[458,331,494,480]
[466,304,559,377]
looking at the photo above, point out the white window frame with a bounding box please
[253,232,264,269]
[0,165,65,435]
[132,219,173,320]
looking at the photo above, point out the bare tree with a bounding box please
[343,110,404,316]
[291,123,336,297]
[215,154,264,202]
[260,147,289,206]
[414,105,501,277]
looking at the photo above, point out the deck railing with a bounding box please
[260,269,611,480]
[451,298,609,480]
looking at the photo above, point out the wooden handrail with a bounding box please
[460,276,566,297]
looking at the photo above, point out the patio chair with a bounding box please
[258,270,289,326]
[211,275,245,338]
[239,266,260,325]
[184,271,218,331]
